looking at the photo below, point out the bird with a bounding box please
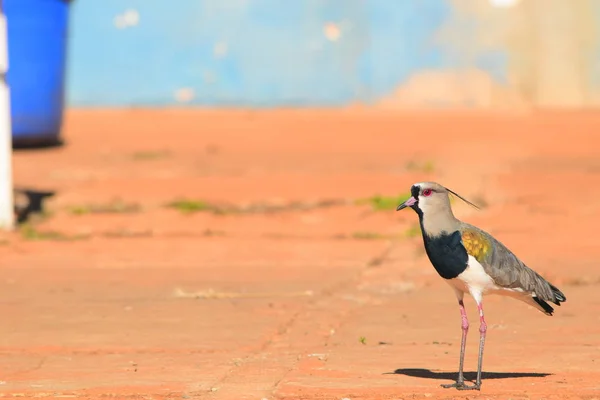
[396,181,566,391]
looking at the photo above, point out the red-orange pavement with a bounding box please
[1,109,600,399]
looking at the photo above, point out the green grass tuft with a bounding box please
[421,160,435,173]
[131,150,171,161]
[20,224,88,241]
[355,193,412,211]
[351,231,386,240]
[406,160,435,173]
[166,199,217,214]
[404,223,421,238]
[68,200,141,215]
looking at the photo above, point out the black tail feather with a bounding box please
[549,283,566,305]
[533,296,555,316]
[533,283,566,316]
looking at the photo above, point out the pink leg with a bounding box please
[448,299,487,391]
[441,300,469,388]
[460,300,469,330]
[457,300,470,382]
[478,303,488,334]
[473,302,487,389]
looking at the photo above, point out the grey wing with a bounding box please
[466,224,566,305]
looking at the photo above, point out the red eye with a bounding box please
[422,189,433,197]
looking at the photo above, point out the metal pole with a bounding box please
[0,0,14,230]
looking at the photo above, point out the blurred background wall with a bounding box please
[66,0,599,108]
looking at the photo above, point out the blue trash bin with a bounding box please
[5,0,71,147]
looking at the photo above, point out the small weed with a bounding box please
[422,161,435,173]
[102,229,154,238]
[232,358,243,367]
[166,199,219,214]
[352,231,386,240]
[359,336,367,345]
[404,224,421,238]
[431,341,452,346]
[20,224,63,240]
[356,193,412,211]
[406,160,435,173]
[18,209,54,226]
[69,200,141,215]
[167,198,349,215]
[405,161,418,171]
[39,209,55,219]
[20,224,88,241]
[351,231,402,241]
[131,150,171,161]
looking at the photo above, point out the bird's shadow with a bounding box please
[388,368,551,382]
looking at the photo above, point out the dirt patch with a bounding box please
[1,109,599,399]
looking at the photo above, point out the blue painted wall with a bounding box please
[66,0,509,107]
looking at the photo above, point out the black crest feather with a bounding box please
[444,187,481,210]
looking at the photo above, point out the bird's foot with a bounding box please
[441,381,481,391]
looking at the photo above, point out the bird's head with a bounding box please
[396,182,479,216]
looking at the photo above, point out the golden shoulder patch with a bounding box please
[461,229,491,263]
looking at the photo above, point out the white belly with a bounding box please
[446,255,540,311]
[447,255,499,297]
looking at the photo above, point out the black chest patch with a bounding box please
[421,230,469,280]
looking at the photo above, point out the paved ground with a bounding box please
[1,109,600,399]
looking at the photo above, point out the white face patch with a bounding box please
[416,185,437,213]
[417,193,433,213]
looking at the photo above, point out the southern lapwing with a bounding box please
[396,182,566,391]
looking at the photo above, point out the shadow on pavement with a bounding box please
[388,368,551,381]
